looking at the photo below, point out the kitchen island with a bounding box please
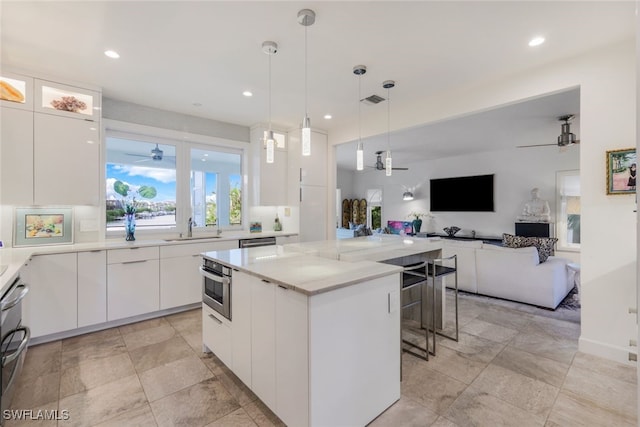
[201,235,444,427]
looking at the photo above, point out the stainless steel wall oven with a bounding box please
[200,259,231,321]
[0,276,30,415]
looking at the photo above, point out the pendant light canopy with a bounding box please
[354,65,367,171]
[262,41,278,164]
[383,80,395,176]
[298,9,315,157]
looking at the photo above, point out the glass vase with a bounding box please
[412,218,423,234]
[125,213,136,241]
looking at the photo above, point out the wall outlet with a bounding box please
[284,207,291,217]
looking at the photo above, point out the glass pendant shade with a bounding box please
[403,191,414,201]
[356,141,364,171]
[385,151,392,176]
[302,116,311,156]
[266,130,275,163]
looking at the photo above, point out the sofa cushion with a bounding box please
[502,233,558,263]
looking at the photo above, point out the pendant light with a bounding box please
[402,191,414,201]
[298,9,315,156]
[262,41,278,164]
[354,65,367,171]
[383,80,395,176]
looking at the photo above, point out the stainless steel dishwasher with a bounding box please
[238,236,277,248]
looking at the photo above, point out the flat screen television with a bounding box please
[430,174,494,212]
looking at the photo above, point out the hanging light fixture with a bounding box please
[353,65,367,171]
[262,41,278,164]
[402,191,414,201]
[298,9,315,156]
[383,80,395,176]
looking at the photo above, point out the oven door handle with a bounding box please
[2,326,30,367]
[1,283,30,312]
[199,267,230,285]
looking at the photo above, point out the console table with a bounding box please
[417,233,502,245]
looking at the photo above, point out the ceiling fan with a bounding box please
[125,144,175,163]
[517,114,580,149]
[368,151,409,171]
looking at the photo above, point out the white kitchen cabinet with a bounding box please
[275,235,299,245]
[231,270,252,387]
[34,79,100,121]
[22,253,78,338]
[107,247,160,321]
[34,113,100,205]
[275,285,309,427]
[0,72,33,110]
[300,185,328,242]
[249,125,288,206]
[250,275,277,410]
[77,250,107,328]
[288,130,328,187]
[1,106,34,205]
[202,303,232,368]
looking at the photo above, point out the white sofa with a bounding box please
[440,239,571,309]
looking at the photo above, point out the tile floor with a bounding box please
[7,292,637,427]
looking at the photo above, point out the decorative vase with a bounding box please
[412,219,423,233]
[125,213,136,241]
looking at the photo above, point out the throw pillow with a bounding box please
[502,233,558,263]
[502,233,537,248]
[535,237,558,263]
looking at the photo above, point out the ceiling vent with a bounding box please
[361,94,385,105]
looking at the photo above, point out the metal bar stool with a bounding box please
[428,255,459,349]
[400,261,435,361]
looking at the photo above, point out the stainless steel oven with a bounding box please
[200,258,231,321]
[0,276,30,415]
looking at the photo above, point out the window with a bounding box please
[367,189,382,230]
[106,137,177,230]
[556,170,580,251]
[190,147,242,229]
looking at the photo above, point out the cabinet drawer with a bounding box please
[202,304,232,367]
[108,246,159,264]
[160,242,216,259]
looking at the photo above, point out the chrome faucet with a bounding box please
[187,217,194,238]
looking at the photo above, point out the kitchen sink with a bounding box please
[163,236,222,242]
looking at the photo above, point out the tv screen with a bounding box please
[430,174,494,212]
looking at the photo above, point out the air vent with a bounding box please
[361,94,385,105]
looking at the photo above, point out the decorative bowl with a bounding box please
[443,226,461,237]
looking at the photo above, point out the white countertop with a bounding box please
[0,231,297,295]
[202,235,444,296]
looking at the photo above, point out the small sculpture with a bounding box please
[443,226,461,237]
[517,187,551,223]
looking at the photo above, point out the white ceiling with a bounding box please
[1,1,634,169]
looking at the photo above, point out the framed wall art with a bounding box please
[606,148,636,195]
[14,207,73,247]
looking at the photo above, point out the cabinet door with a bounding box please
[160,254,201,309]
[251,276,276,410]
[202,303,232,367]
[276,285,309,427]
[22,253,78,338]
[1,107,33,205]
[289,130,327,187]
[107,259,160,321]
[260,148,288,206]
[231,271,252,387]
[300,185,328,242]
[34,113,100,205]
[77,250,107,327]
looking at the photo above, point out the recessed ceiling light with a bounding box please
[204,153,209,156]
[324,114,332,120]
[243,91,253,97]
[528,37,545,47]
[104,50,120,59]
[192,102,202,107]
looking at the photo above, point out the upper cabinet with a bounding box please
[34,79,100,121]
[0,72,33,111]
[249,125,288,206]
[288,130,328,188]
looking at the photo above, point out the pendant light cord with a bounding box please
[268,51,272,132]
[387,87,391,150]
[304,24,308,118]
[358,74,362,142]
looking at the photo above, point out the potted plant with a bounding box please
[407,211,431,234]
[113,180,157,241]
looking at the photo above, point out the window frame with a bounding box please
[103,120,247,239]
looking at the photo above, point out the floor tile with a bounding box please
[570,351,637,385]
[508,330,577,365]
[118,317,169,336]
[546,391,636,427]
[422,345,487,385]
[165,309,202,335]
[129,335,194,373]
[562,364,637,421]
[21,341,62,382]
[61,328,121,353]
[182,330,206,354]
[436,331,505,364]
[4,400,58,427]
[470,363,559,418]
[59,352,135,398]
[150,377,240,427]
[11,371,60,409]
[204,408,257,427]
[242,399,285,427]
[474,305,533,330]
[121,323,178,351]
[429,416,459,427]
[443,386,545,427]
[524,314,581,341]
[61,331,127,370]
[58,374,147,427]
[492,346,570,388]
[460,318,519,344]
[368,396,439,427]
[216,368,259,406]
[93,403,158,427]
[139,355,213,402]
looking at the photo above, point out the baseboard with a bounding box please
[578,336,637,366]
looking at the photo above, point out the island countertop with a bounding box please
[202,235,445,295]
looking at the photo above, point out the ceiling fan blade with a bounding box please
[516,143,559,148]
[134,158,151,163]
[392,167,409,170]
[124,152,152,158]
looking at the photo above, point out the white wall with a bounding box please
[344,146,579,238]
[329,39,636,364]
